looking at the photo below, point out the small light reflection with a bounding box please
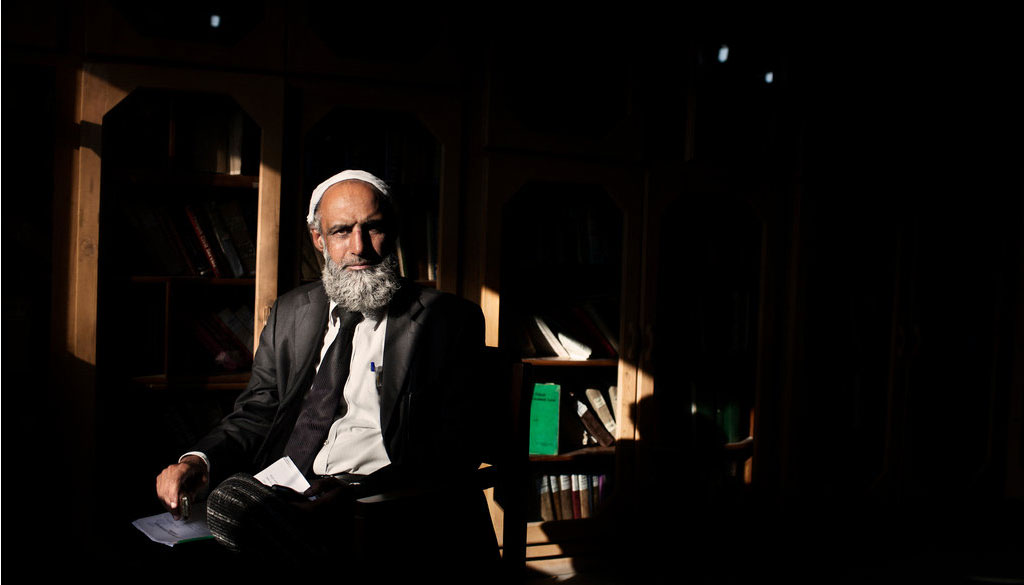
[210,14,221,28]
[717,45,729,63]
[765,71,774,84]
[691,402,698,415]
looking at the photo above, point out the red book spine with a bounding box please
[185,205,222,278]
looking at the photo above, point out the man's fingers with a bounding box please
[156,470,178,509]
[156,463,195,517]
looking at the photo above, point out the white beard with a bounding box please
[321,250,401,315]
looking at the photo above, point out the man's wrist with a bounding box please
[179,451,210,475]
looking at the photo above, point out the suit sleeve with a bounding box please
[191,299,284,484]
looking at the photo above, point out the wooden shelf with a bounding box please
[110,170,260,189]
[529,446,615,463]
[132,372,251,390]
[522,357,618,367]
[130,275,256,286]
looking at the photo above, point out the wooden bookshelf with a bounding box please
[471,155,645,574]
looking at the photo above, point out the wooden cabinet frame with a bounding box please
[66,62,284,366]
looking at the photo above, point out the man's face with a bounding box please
[311,180,391,268]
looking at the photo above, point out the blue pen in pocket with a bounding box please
[371,361,383,392]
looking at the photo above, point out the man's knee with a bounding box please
[206,473,280,552]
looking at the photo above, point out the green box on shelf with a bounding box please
[529,383,561,456]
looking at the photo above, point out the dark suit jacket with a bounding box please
[192,279,488,490]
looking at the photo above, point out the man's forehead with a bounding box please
[319,182,387,225]
[323,179,377,200]
[322,182,380,209]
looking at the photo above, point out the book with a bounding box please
[189,310,253,372]
[578,473,592,518]
[528,383,560,455]
[558,474,573,520]
[217,307,254,354]
[160,210,202,276]
[203,200,245,278]
[123,201,188,275]
[570,474,582,519]
[527,315,570,358]
[581,300,619,354]
[575,399,615,447]
[544,312,593,360]
[569,305,617,358]
[608,386,619,426]
[585,387,617,437]
[227,109,244,176]
[233,305,256,353]
[219,199,257,276]
[184,204,223,278]
[189,316,247,371]
[556,330,592,360]
[596,474,608,509]
[168,206,213,276]
[548,475,564,520]
[537,476,555,522]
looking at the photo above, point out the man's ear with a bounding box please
[310,228,324,253]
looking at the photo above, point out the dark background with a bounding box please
[3,2,1021,582]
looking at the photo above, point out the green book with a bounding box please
[529,383,561,455]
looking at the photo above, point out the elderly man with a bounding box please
[155,170,492,570]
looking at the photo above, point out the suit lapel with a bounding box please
[380,284,425,436]
[284,284,330,407]
[257,283,330,467]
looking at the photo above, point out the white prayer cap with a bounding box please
[307,170,390,226]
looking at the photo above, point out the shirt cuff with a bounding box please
[179,451,210,476]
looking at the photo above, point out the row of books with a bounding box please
[123,197,257,279]
[522,301,619,360]
[529,384,619,456]
[184,304,255,373]
[534,473,610,522]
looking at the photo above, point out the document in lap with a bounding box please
[132,501,212,546]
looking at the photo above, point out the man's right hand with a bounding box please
[156,455,209,520]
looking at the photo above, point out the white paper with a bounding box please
[253,456,311,494]
[132,502,212,547]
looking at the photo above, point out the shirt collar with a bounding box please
[329,300,386,330]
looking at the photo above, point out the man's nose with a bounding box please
[350,224,365,255]
[350,224,377,258]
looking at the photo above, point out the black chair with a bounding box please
[350,346,532,582]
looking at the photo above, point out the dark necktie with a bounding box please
[284,308,363,476]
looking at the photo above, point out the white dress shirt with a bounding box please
[310,302,391,476]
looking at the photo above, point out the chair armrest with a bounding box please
[353,465,498,519]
